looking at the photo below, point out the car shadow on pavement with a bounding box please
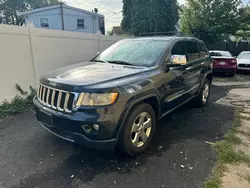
[11,86,235,188]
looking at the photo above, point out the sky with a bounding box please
[65,0,186,31]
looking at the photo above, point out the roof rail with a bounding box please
[139,31,193,37]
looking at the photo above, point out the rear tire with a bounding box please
[117,103,156,156]
[192,79,211,107]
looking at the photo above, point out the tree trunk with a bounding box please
[11,15,15,25]
[14,14,19,25]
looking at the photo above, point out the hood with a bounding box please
[40,62,151,89]
[237,59,250,65]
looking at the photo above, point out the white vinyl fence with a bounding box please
[0,24,127,102]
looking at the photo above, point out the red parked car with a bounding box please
[210,50,237,76]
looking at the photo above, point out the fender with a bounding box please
[199,70,213,92]
[114,94,161,139]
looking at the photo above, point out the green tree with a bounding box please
[180,0,249,44]
[238,5,250,31]
[0,0,59,25]
[122,0,179,36]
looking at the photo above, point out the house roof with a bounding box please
[112,26,125,35]
[18,4,104,17]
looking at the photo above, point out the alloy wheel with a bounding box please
[130,112,152,148]
[202,83,210,103]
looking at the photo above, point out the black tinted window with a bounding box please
[172,42,186,55]
[200,43,208,58]
[187,42,200,61]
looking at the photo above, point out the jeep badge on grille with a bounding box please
[49,82,57,87]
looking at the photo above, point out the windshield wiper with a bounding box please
[91,59,109,64]
[108,60,134,66]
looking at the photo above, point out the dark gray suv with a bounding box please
[34,35,212,156]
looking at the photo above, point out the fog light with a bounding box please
[93,124,99,131]
[81,124,92,133]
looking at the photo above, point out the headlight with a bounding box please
[76,93,118,107]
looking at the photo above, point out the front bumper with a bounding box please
[34,98,125,150]
[237,66,250,71]
[39,121,117,149]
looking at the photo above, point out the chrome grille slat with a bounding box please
[51,90,56,109]
[39,86,43,100]
[42,87,46,102]
[37,84,76,113]
[57,91,63,111]
[64,93,70,110]
[46,88,51,105]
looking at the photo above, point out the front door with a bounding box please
[162,41,187,113]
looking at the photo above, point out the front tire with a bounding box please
[117,103,156,156]
[193,79,211,107]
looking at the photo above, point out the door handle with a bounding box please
[185,67,191,71]
[176,79,182,84]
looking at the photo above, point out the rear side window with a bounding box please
[200,43,209,58]
[186,42,200,61]
[171,42,186,55]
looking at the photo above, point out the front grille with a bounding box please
[37,84,76,112]
[238,64,250,68]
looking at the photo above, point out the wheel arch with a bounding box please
[199,71,213,92]
[206,72,213,83]
[115,94,161,139]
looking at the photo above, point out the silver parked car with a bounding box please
[237,51,250,71]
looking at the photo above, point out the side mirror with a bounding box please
[170,55,187,65]
[164,55,187,72]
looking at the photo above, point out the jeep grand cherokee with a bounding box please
[34,35,212,156]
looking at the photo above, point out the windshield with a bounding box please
[93,39,169,67]
[237,52,250,59]
[210,51,232,57]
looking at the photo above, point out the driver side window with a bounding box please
[168,42,187,65]
[171,42,186,56]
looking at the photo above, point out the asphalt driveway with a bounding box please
[0,86,234,188]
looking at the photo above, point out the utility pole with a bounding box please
[59,2,65,30]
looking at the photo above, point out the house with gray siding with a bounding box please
[19,4,105,34]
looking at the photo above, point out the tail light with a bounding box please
[229,59,237,65]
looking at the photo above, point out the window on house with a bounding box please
[77,19,85,28]
[40,18,49,28]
